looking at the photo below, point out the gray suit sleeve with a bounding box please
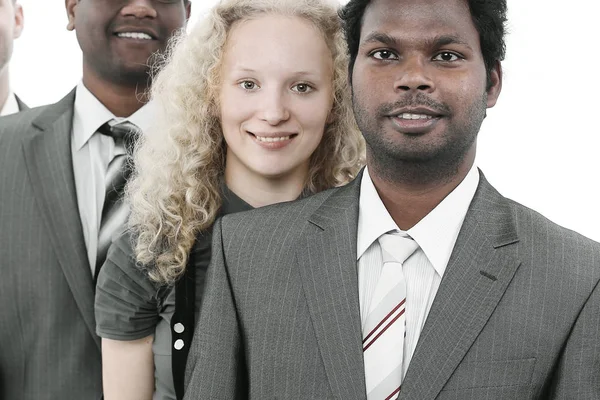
[184,217,248,399]
[549,277,600,399]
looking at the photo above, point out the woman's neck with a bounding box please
[224,162,307,208]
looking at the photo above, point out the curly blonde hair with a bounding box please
[128,0,365,285]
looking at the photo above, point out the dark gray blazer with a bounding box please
[185,172,600,399]
[0,90,102,399]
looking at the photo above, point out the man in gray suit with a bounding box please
[184,0,600,399]
[0,0,190,398]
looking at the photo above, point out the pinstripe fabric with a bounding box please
[0,91,102,399]
[184,170,600,400]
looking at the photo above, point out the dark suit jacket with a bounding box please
[185,172,600,399]
[0,90,102,399]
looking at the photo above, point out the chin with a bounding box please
[254,169,291,180]
[111,64,152,85]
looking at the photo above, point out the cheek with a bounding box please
[220,91,253,127]
[439,76,481,110]
[296,98,331,137]
[352,67,386,110]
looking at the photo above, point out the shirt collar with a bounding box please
[72,81,156,151]
[0,91,20,117]
[357,165,480,277]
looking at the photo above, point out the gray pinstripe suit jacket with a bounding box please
[184,171,600,399]
[0,91,102,399]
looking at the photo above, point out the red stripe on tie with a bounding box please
[363,299,405,344]
[385,386,401,400]
[363,308,405,351]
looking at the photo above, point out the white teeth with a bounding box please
[117,32,153,40]
[397,113,433,120]
[255,135,292,143]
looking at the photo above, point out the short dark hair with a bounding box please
[339,0,507,87]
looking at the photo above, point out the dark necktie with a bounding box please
[94,120,139,281]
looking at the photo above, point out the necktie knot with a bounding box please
[98,120,140,154]
[378,233,418,265]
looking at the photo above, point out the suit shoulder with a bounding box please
[507,198,598,247]
[506,198,600,280]
[0,104,51,140]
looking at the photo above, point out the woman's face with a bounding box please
[219,14,334,181]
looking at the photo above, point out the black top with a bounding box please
[95,185,252,399]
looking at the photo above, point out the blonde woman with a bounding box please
[94,0,364,398]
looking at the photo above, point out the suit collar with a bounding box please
[24,89,100,350]
[72,82,157,151]
[357,165,480,278]
[399,172,521,399]
[15,94,28,111]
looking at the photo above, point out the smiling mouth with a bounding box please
[388,112,443,135]
[248,132,298,143]
[394,112,438,120]
[115,32,155,40]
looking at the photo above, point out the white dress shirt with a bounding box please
[72,82,155,274]
[0,91,20,116]
[357,165,479,377]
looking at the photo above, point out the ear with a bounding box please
[65,0,77,31]
[12,3,24,39]
[486,60,502,108]
[185,1,191,21]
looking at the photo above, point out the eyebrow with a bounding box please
[362,32,473,51]
[363,32,398,47]
[233,67,321,78]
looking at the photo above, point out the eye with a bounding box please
[433,52,461,62]
[291,83,313,94]
[371,50,398,60]
[239,80,259,91]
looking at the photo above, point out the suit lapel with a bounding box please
[399,173,521,399]
[296,175,367,399]
[22,89,100,350]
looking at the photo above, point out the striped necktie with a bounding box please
[363,233,418,400]
[94,120,139,281]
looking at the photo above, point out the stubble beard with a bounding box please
[354,93,487,187]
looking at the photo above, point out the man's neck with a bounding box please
[368,150,475,231]
[0,67,10,113]
[82,70,148,118]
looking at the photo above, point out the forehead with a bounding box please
[222,15,332,75]
[361,0,479,46]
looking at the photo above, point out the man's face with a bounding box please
[0,0,23,75]
[351,0,501,174]
[66,0,190,87]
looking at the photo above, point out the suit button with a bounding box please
[174,323,185,333]
[174,339,184,350]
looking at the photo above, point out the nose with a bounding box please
[394,55,435,93]
[121,0,158,19]
[259,89,290,125]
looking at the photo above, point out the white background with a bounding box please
[9,0,600,242]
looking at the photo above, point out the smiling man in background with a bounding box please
[0,0,26,115]
[0,0,189,398]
